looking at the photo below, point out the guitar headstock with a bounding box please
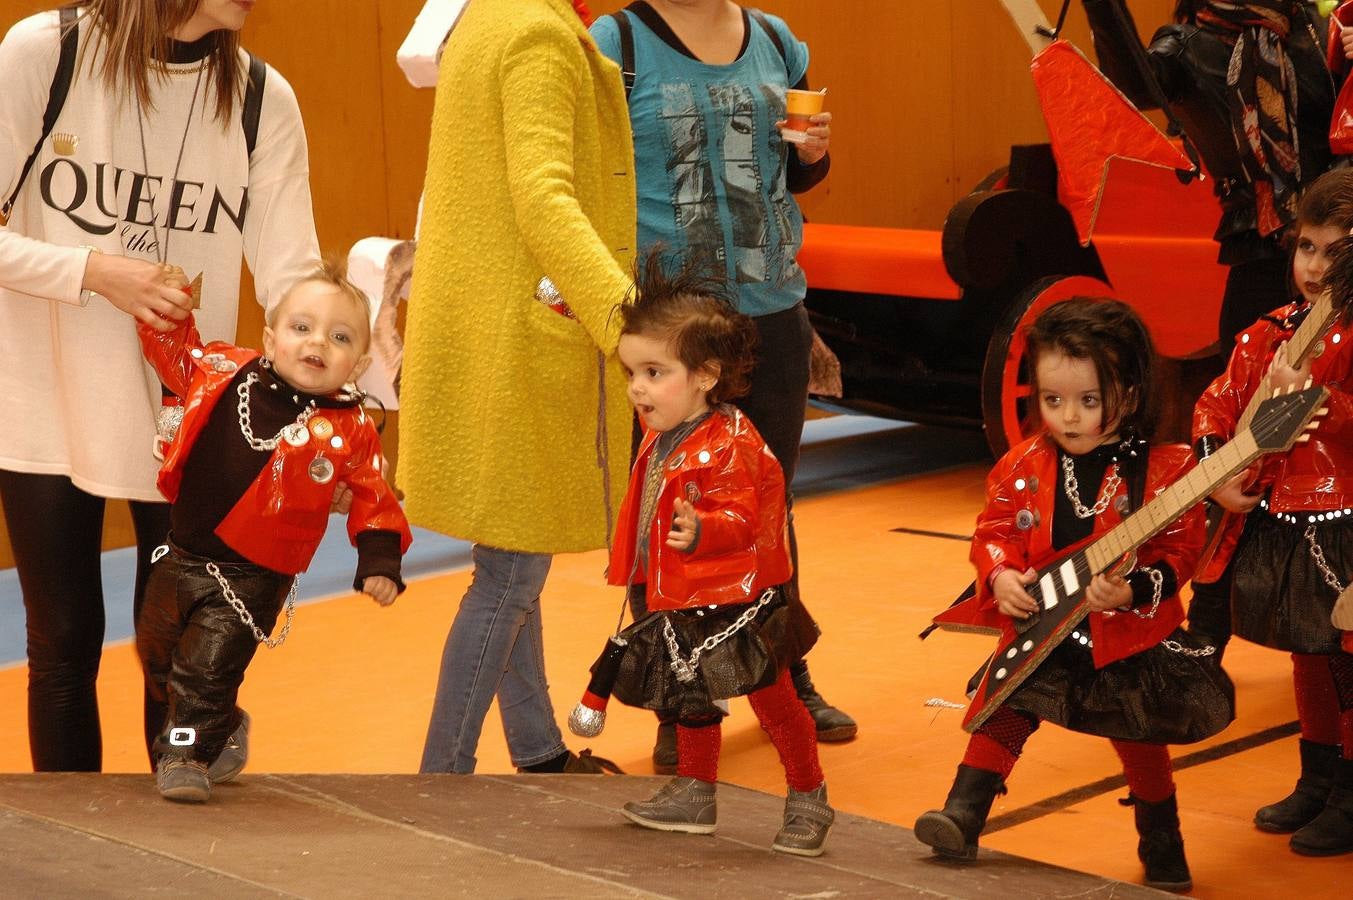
[1251,384,1329,453]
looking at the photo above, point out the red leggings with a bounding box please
[676,668,823,792]
[963,705,1176,803]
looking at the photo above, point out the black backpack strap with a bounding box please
[611,11,635,100]
[747,8,789,78]
[242,51,267,159]
[4,5,79,218]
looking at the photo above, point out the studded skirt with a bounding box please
[610,586,819,721]
[1232,511,1352,654]
[1000,627,1235,744]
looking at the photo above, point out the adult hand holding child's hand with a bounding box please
[83,254,193,332]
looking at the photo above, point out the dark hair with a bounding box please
[1296,167,1353,231]
[1023,297,1158,441]
[618,252,757,404]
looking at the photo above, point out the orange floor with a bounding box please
[2,462,1350,896]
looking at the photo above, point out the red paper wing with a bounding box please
[1031,40,1193,244]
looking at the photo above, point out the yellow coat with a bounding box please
[399,0,636,554]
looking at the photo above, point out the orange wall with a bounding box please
[0,0,1174,564]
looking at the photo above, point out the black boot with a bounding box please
[1290,757,1353,856]
[913,765,1006,860]
[1127,793,1192,893]
[1255,739,1339,833]
[790,660,857,742]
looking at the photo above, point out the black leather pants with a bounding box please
[137,541,290,764]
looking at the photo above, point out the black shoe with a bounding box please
[562,749,624,774]
[790,660,857,742]
[913,764,1006,861]
[652,721,677,775]
[1255,739,1338,833]
[1290,757,1353,857]
[1126,793,1192,893]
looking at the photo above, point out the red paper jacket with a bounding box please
[608,406,791,610]
[139,318,412,576]
[971,434,1204,668]
[1193,302,1353,512]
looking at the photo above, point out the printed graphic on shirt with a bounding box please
[660,79,799,289]
[37,151,248,255]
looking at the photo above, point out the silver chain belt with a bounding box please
[206,561,297,648]
[1304,525,1348,595]
[1161,638,1215,658]
[662,587,776,683]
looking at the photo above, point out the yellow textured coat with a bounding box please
[399,0,636,554]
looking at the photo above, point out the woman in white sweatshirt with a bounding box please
[0,0,318,771]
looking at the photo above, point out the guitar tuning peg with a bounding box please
[1317,406,1329,417]
[1272,387,1281,399]
[1297,434,1311,443]
[1304,376,1314,390]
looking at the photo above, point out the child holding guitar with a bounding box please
[1193,168,1353,856]
[915,298,1237,893]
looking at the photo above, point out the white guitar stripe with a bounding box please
[1039,573,1058,609]
[1059,559,1079,597]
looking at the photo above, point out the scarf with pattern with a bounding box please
[1194,0,1302,235]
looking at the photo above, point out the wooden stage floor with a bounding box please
[0,425,1349,896]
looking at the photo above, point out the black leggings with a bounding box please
[0,471,170,771]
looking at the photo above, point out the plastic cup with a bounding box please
[782,88,826,144]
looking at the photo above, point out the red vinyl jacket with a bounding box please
[971,434,1204,667]
[1193,302,1353,512]
[608,406,791,610]
[139,318,412,576]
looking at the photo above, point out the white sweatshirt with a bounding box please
[0,11,319,501]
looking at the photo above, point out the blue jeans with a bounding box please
[419,545,565,773]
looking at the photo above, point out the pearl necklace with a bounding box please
[1061,454,1121,519]
[236,372,316,451]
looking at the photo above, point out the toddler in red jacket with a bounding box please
[590,254,829,855]
[136,260,410,803]
[915,298,1232,892]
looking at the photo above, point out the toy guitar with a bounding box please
[1193,291,1340,583]
[931,385,1328,733]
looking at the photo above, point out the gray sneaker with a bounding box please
[772,783,834,856]
[156,756,211,804]
[208,711,250,783]
[622,777,717,834]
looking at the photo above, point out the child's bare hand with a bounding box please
[994,567,1039,619]
[1342,24,1353,60]
[363,575,398,607]
[1267,340,1312,393]
[330,481,353,515]
[1209,468,1263,513]
[1085,572,1131,611]
[665,498,698,551]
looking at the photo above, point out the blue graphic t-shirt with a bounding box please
[592,9,810,318]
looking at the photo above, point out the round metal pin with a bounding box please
[1015,509,1034,531]
[283,424,309,447]
[310,417,334,440]
[1114,494,1130,515]
[213,360,238,374]
[309,457,335,484]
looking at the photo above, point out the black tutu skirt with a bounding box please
[1232,512,1352,654]
[610,586,819,721]
[1001,628,1235,744]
